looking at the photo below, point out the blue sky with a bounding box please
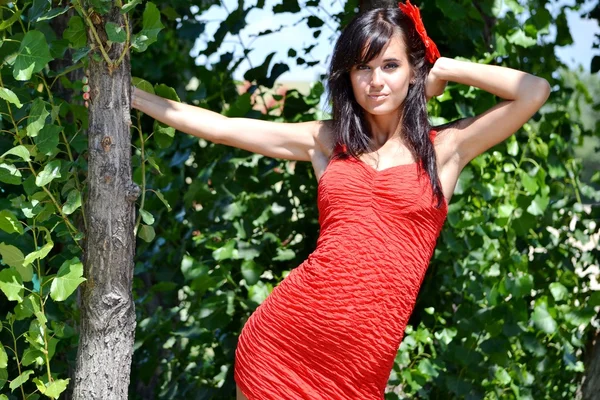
[192,0,600,83]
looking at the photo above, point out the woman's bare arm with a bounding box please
[429,58,551,168]
[131,87,327,161]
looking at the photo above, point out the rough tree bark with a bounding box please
[582,330,600,400]
[72,3,138,399]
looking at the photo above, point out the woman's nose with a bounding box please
[370,67,384,86]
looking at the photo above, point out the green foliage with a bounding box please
[1,0,598,399]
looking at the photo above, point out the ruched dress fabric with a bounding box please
[234,131,448,399]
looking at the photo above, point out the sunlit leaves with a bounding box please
[131,2,164,52]
[1,145,30,162]
[35,160,61,187]
[0,269,24,302]
[62,190,82,215]
[0,211,23,235]
[33,378,70,399]
[532,304,557,334]
[121,0,143,14]
[0,342,7,369]
[0,87,22,108]
[13,31,53,81]
[0,164,21,185]
[27,98,50,138]
[9,370,33,391]
[50,258,86,302]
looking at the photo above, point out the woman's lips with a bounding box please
[368,94,387,100]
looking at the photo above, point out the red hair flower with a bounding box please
[398,0,441,64]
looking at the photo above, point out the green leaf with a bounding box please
[13,31,54,81]
[42,379,70,399]
[132,77,155,94]
[0,243,24,269]
[106,22,127,43]
[273,248,295,261]
[589,291,600,307]
[21,347,44,366]
[498,204,514,218]
[532,305,557,334]
[507,30,537,48]
[154,190,171,211]
[28,0,51,22]
[35,160,61,187]
[0,210,23,235]
[506,136,519,156]
[1,145,30,162]
[27,98,50,138]
[131,2,165,52]
[50,257,86,302]
[0,87,23,108]
[38,6,70,21]
[35,124,62,155]
[154,84,180,102]
[153,120,175,137]
[527,194,549,216]
[564,308,596,328]
[495,366,512,385]
[9,369,33,391]
[0,268,24,302]
[14,295,41,320]
[435,0,467,21]
[139,209,154,225]
[23,241,53,268]
[138,225,155,242]
[520,171,538,194]
[0,8,23,31]
[0,368,6,391]
[213,240,236,260]
[63,16,87,48]
[273,0,300,13]
[0,341,7,368]
[241,260,263,285]
[122,0,143,13]
[0,164,22,185]
[62,190,82,215]
[0,243,31,282]
[89,0,112,14]
[549,282,568,302]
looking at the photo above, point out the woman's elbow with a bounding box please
[531,77,551,105]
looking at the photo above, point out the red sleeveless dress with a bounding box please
[234,131,448,399]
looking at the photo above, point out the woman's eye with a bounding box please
[386,63,399,69]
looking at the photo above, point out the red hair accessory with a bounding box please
[398,0,441,64]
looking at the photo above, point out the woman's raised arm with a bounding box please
[131,87,328,162]
[429,57,551,167]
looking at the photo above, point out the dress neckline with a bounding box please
[354,157,418,174]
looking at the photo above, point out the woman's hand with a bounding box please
[425,58,448,100]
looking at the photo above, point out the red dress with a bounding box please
[234,132,448,399]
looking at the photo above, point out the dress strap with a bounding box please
[429,128,438,143]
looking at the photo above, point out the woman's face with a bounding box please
[349,35,414,116]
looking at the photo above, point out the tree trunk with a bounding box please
[582,330,600,400]
[72,3,138,399]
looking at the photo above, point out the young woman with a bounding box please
[131,2,550,399]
